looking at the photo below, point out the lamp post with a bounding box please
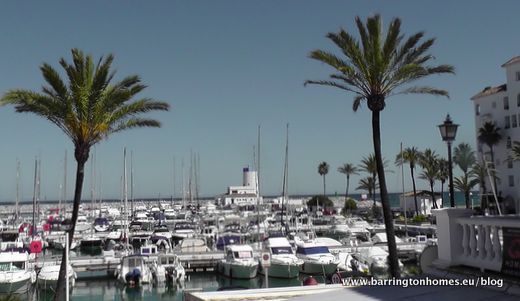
[438,114,459,208]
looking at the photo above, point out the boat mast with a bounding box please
[131,150,134,217]
[31,157,38,238]
[256,125,261,247]
[123,147,129,251]
[281,124,289,232]
[37,156,41,230]
[172,155,176,207]
[181,158,185,210]
[63,150,67,216]
[15,159,20,222]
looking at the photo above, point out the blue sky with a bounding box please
[0,0,519,201]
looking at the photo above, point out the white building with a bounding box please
[471,56,520,213]
[216,167,262,206]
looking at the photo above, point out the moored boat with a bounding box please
[218,245,258,279]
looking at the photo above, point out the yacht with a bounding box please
[117,254,153,286]
[171,222,196,244]
[0,251,36,294]
[37,262,76,291]
[218,245,258,279]
[295,240,339,275]
[261,237,303,278]
[158,254,186,284]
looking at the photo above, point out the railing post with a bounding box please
[432,208,473,268]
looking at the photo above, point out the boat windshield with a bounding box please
[0,263,10,271]
[175,223,194,230]
[12,261,25,270]
[271,247,293,255]
[296,246,330,255]
[234,251,252,259]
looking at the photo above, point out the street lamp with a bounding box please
[438,114,459,208]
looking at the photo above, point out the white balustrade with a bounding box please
[433,208,520,272]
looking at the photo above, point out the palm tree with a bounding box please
[453,143,476,208]
[359,153,391,206]
[419,149,440,211]
[478,122,501,194]
[359,154,377,204]
[318,161,329,196]
[338,163,359,200]
[395,147,422,215]
[472,162,499,211]
[437,158,448,208]
[454,174,479,209]
[357,176,377,200]
[1,49,169,300]
[510,141,520,162]
[305,14,453,277]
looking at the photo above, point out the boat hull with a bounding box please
[300,261,338,275]
[0,274,32,294]
[259,262,301,278]
[218,262,258,279]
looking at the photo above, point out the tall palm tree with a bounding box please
[437,158,448,208]
[318,161,329,196]
[1,49,169,300]
[359,153,391,206]
[338,163,359,200]
[510,141,520,162]
[419,149,440,211]
[305,14,453,277]
[357,176,377,200]
[453,143,476,208]
[359,154,378,205]
[478,122,501,194]
[395,147,422,215]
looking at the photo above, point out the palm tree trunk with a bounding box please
[323,175,326,196]
[54,147,89,301]
[346,175,349,201]
[440,181,444,209]
[465,188,470,209]
[489,146,498,207]
[410,166,418,216]
[371,109,400,278]
[430,182,437,209]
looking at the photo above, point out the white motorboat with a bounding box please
[0,251,36,294]
[260,237,303,278]
[117,254,153,286]
[295,240,339,275]
[171,222,196,244]
[37,262,76,291]
[352,246,404,276]
[158,254,186,284]
[75,215,91,232]
[218,245,258,279]
[175,237,210,253]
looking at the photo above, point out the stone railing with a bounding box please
[432,208,520,272]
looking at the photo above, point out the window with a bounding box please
[505,116,511,129]
[504,97,510,110]
[516,71,520,81]
[517,94,520,107]
[509,175,515,187]
[492,101,497,109]
[508,159,513,169]
[513,115,518,128]
[476,104,480,116]
[507,136,512,148]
